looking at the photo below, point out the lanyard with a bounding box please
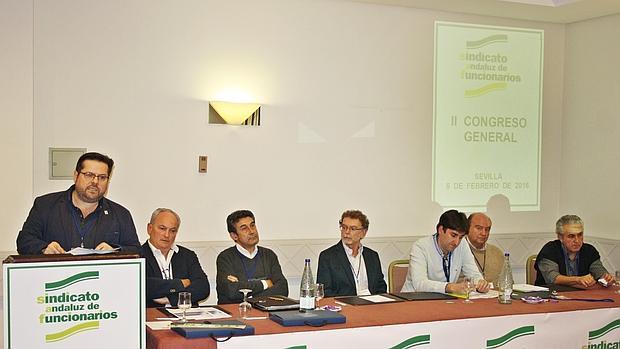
[562,248,580,276]
[348,254,363,285]
[69,204,99,247]
[433,233,452,282]
[237,249,261,280]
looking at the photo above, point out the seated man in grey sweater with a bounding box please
[535,214,615,288]
[216,210,289,304]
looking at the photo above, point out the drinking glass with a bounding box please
[463,277,474,304]
[315,283,324,309]
[239,288,252,319]
[177,292,191,322]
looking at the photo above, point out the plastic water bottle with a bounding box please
[299,258,316,312]
[497,252,514,304]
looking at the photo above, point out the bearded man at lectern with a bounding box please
[16,152,140,255]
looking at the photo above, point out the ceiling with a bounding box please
[347,0,620,23]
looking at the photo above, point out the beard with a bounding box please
[74,184,104,204]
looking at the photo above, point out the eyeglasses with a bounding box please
[80,172,109,182]
[339,224,365,233]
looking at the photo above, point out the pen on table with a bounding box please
[243,316,268,320]
[268,296,283,301]
[335,301,347,306]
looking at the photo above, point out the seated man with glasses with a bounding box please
[141,208,210,307]
[534,214,615,288]
[317,210,387,297]
[401,209,490,294]
[17,152,140,254]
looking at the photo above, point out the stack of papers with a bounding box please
[68,247,120,255]
[513,284,549,292]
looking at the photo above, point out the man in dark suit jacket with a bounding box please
[317,210,387,297]
[17,152,140,255]
[141,208,210,307]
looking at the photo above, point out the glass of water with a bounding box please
[238,288,252,319]
[315,283,324,309]
[177,292,191,322]
[463,277,474,304]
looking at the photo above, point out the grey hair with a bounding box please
[150,208,181,227]
[555,214,583,235]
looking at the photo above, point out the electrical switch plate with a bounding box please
[199,156,207,173]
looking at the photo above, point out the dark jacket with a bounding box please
[317,242,387,297]
[16,186,140,254]
[534,239,601,286]
[141,242,211,307]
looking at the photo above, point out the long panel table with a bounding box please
[147,288,620,348]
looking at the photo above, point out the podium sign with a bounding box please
[3,258,145,348]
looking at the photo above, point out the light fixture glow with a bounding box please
[209,101,261,125]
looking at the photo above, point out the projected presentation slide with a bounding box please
[432,21,543,212]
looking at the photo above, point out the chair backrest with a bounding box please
[526,254,537,285]
[388,259,410,293]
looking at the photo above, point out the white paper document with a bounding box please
[359,295,397,303]
[68,247,120,255]
[146,321,172,330]
[513,284,549,292]
[469,290,500,299]
[166,307,232,320]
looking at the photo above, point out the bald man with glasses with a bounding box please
[17,152,140,255]
[317,210,387,297]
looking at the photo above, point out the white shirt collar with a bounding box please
[148,240,179,257]
[342,240,364,257]
[235,243,259,259]
[147,240,179,279]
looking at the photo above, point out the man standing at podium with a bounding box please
[142,208,210,307]
[16,152,140,254]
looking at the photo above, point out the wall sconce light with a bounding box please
[209,101,261,126]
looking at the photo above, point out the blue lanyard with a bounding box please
[67,194,100,247]
[562,247,580,276]
[434,233,452,282]
[236,249,261,281]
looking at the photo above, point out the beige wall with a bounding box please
[0,0,33,252]
[5,0,614,253]
[561,14,620,240]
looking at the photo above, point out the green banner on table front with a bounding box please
[432,21,543,211]
[3,259,145,348]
